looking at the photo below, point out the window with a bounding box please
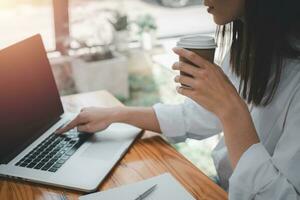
[0,0,55,50]
[69,0,215,43]
[0,0,215,51]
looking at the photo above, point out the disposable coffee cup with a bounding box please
[176,35,217,86]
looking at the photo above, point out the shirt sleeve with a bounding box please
[153,98,222,143]
[152,53,233,143]
[229,87,300,200]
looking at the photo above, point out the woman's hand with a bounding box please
[55,106,162,134]
[172,47,246,120]
[172,47,259,168]
[56,107,118,134]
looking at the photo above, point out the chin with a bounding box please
[213,16,234,25]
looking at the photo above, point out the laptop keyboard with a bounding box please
[15,131,89,172]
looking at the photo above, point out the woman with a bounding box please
[57,0,300,198]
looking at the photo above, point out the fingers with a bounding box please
[56,113,88,134]
[173,47,211,68]
[176,86,194,97]
[174,75,195,88]
[55,118,79,134]
[77,124,92,133]
[172,61,199,76]
[78,122,107,133]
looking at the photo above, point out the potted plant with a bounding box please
[108,11,130,52]
[69,36,130,98]
[135,14,158,50]
[49,7,131,98]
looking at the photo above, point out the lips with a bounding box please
[207,6,215,13]
[204,0,213,7]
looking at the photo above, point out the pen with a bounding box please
[134,184,157,200]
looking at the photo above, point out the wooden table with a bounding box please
[0,91,227,200]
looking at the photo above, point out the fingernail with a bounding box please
[172,47,181,52]
[55,129,61,134]
[172,62,178,69]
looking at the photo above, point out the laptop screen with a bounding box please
[0,35,64,164]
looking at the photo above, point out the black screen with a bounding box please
[0,35,64,163]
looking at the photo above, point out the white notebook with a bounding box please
[79,173,196,200]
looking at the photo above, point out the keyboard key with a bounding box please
[61,155,70,160]
[42,164,52,171]
[59,150,66,154]
[37,155,44,160]
[20,162,28,167]
[16,161,22,166]
[48,158,56,163]
[34,163,44,169]
[65,148,77,156]
[51,158,59,163]
[44,142,51,146]
[32,156,44,162]
[24,159,33,163]
[27,156,35,160]
[49,152,57,156]
[52,148,59,152]
[67,143,73,147]
[52,155,60,160]
[31,161,38,165]
[57,159,67,164]
[27,163,36,168]
[48,167,58,172]
[31,152,39,157]
[53,163,63,168]
[22,159,30,164]
[69,140,77,144]
[57,137,64,141]
[53,140,59,144]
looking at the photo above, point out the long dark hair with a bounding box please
[217,0,300,106]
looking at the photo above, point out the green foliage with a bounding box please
[118,74,160,106]
[135,14,157,34]
[173,141,217,178]
[108,11,129,31]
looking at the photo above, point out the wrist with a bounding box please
[110,106,130,123]
[109,106,129,124]
[217,97,249,124]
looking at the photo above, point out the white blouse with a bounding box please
[153,52,300,199]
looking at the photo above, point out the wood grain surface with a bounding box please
[0,91,227,200]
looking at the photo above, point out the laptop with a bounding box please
[0,34,141,192]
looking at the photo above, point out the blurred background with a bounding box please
[0,0,221,179]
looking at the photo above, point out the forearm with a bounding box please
[111,106,162,133]
[219,101,260,169]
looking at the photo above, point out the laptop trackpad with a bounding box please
[78,123,139,161]
[79,140,124,161]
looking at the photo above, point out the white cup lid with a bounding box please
[177,34,217,49]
